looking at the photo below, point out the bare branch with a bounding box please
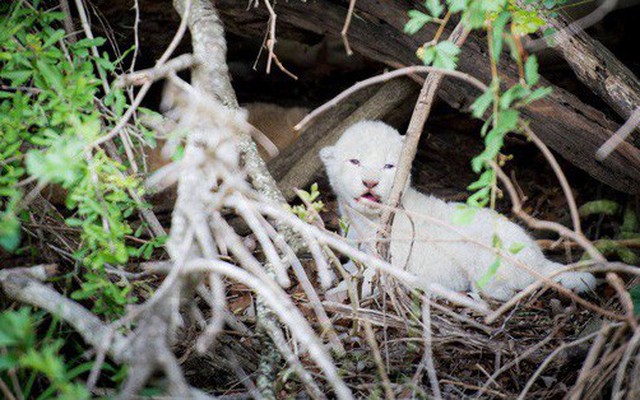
[378,22,469,260]
[596,106,640,161]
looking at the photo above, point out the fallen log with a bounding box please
[522,2,640,126]
[218,0,640,194]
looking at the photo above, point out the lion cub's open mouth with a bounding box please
[357,192,381,204]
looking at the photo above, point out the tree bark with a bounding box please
[524,2,640,126]
[218,0,640,194]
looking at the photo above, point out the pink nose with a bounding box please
[362,180,379,189]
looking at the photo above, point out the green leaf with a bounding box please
[467,186,490,207]
[523,86,552,104]
[629,285,640,316]
[509,242,526,254]
[525,55,539,86]
[66,217,85,227]
[20,342,66,382]
[420,46,437,65]
[467,170,493,190]
[0,214,21,252]
[420,41,460,69]
[616,246,639,265]
[452,205,477,225]
[477,258,501,288]
[72,37,106,49]
[465,1,487,29]
[499,85,529,110]
[491,12,510,61]
[404,10,432,35]
[25,136,86,186]
[0,354,19,371]
[42,29,66,48]
[338,218,350,236]
[36,59,63,92]
[482,0,507,13]
[425,0,444,18]
[621,205,639,233]
[470,89,494,119]
[492,233,502,248]
[0,70,33,86]
[579,199,621,217]
[0,308,34,347]
[512,9,545,35]
[433,40,460,70]
[95,54,116,72]
[446,0,468,13]
[494,109,519,134]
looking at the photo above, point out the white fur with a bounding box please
[320,120,596,301]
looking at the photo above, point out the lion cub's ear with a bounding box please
[319,146,335,165]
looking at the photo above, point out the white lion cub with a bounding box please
[320,120,596,301]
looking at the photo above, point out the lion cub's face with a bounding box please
[320,121,404,216]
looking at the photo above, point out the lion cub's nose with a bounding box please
[362,180,379,189]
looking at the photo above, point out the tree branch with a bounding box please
[378,22,469,260]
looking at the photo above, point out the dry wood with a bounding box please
[524,2,640,126]
[217,0,640,193]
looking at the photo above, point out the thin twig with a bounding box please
[378,22,469,260]
[59,0,76,43]
[363,320,396,400]
[606,273,638,329]
[521,123,582,235]
[488,163,622,323]
[0,377,17,400]
[260,0,298,79]
[90,0,193,148]
[295,64,486,132]
[116,54,197,87]
[569,324,613,400]
[517,331,602,400]
[596,106,640,161]
[612,326,640,400]
[340,0,356,56]
[418,298,442,400]
[183,259,353,400]
[525,0,618,51]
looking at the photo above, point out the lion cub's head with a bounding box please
[320,120,405,216]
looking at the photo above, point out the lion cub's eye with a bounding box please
[348,159,360,165]
[383,164,395,169]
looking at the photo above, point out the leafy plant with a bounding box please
[289,183,326,223]
[417,40,461,70]
[0,1,156,317]
[0,308,90,400]
[579,199,640,264]
[629,285,640,316]
[404,0,558,282]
